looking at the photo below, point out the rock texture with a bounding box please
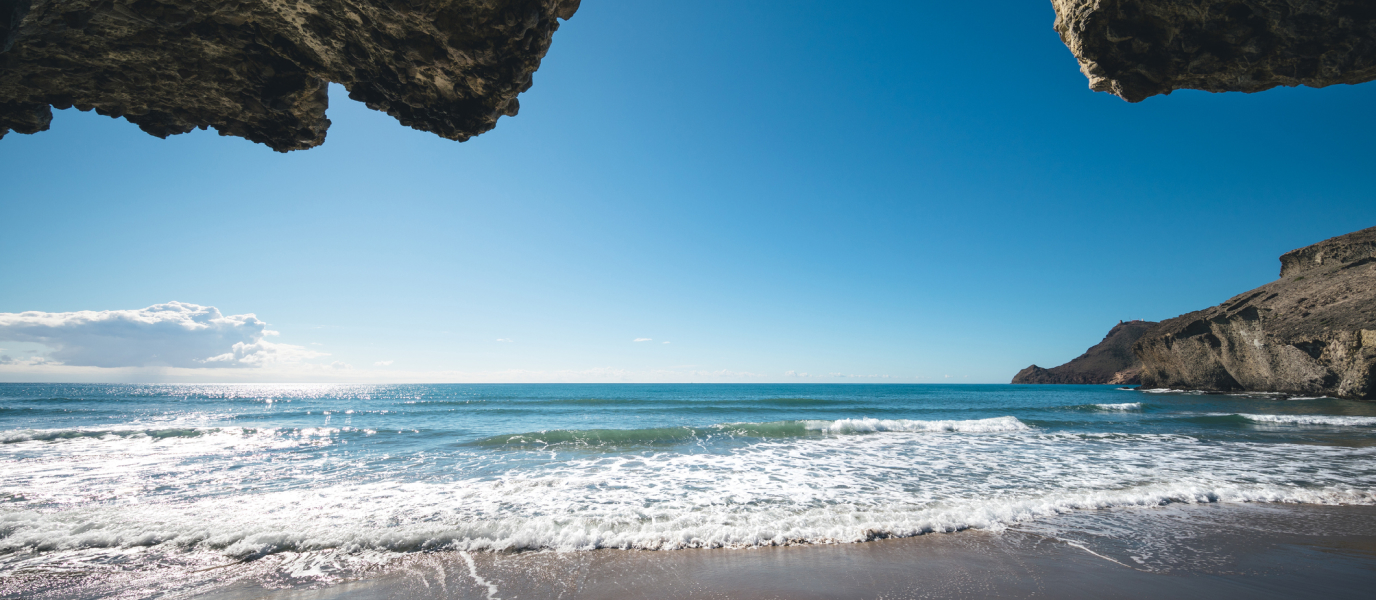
[1051,0,1376,102]
[0,0,580,151]
[1135,226,1376,399]
[1013,320,1156,385]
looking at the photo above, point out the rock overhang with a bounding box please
[1051,0,1376,102]
[0,0,581,151]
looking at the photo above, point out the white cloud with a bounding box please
[633,338,652,342]
[686,368,765,378]
[786,370,893,380]
[0,302,323,368]
[374,360,394,366]
[495,338,514,343]
[0,362,782,384]
[0,354,50,367]
[662,341,670,344]
[829,373,892,379]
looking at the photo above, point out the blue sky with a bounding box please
[2,0,1373,383]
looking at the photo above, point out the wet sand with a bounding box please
[186,503,1376,600]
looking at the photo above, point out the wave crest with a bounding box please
[1,428,211,444]
[1093,403,1143,411]
[803,416,1028,434]
[1237,414,1376,426]
[476,417,1029,447]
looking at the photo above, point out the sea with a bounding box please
[1,383,1374,599]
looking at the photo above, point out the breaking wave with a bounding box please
[476,416,1028,447]
[0,425,368,447]
[802,416,1027,434]
[1236,414,1376,427]
[3,433,1372,564]
[1095,402,1143,411]
[1,427,212,444]
[1063,402,1144,412]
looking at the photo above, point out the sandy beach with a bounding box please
[172,503,1376,600]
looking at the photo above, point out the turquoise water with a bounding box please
[2,383,1374,593]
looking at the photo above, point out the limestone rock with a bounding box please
[1051,0,1376,102]
[1013,320,1156,384]
[0,0,581,151]
[1280,228,1376,278]
[1135,226,1376,399]
[1106,365,1142,385]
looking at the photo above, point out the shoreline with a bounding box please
[6,502,1375,599]
[178,502,1376,600]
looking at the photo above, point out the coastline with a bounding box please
[178,503,1376,600]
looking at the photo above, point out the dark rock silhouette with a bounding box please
[1013,320,1156,385]
[1135,226,1376,399]
[0,0,581,151]
[1051,0,1376,102]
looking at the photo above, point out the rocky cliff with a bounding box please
[0,0,580,151]
[1051,0,1376,102]
[1013,320,1156,385]
[1135,226,1376,399]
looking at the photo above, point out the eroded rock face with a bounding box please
[1135,226,1376,399]
[1013,320,1156,385]
[0,0,580,151]
[1051,0,1376,102]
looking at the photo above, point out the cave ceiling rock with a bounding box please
[1051,0,1376,101]
[0,0,582,151]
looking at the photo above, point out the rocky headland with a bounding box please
[0,0,580,151]
[1013,320,1157,385]
[1134,227,1376,399]
[1051,0,1376,102]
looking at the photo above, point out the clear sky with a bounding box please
[1,0,1374,383]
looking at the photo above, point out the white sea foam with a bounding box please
[1093,403,1142,411]
[1236,414,1376,427]
[6,384,1367,598]
[0,423,374,448]
[802,416,1029,434]
[461,551,501,600]
[3,424,1374,581]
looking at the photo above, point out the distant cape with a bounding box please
[1012,320,1157,385]
[1132,226,1376,399]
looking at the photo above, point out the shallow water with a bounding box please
[1,383,1373,598]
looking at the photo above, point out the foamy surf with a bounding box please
[3,382,1374,598]
[1089,401,1144,412]
[802,416,1029,434]
[4,427,1373,563]
[1236,414,1376,426]
[1,448,1371,565]
[0,424,369,447]
[477,417,1031,447]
